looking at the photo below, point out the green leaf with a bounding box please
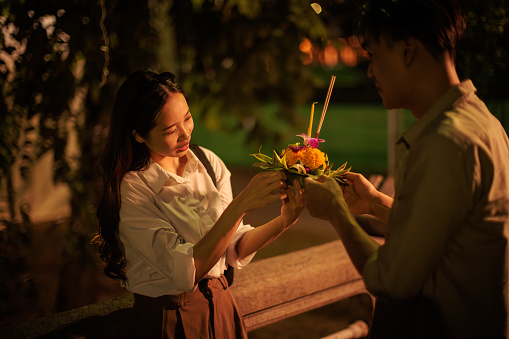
[250,152,273,163]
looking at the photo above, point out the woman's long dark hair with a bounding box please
[96,69,184,281]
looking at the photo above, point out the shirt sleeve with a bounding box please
[119,180,197,293]
[363,134,474,300]
[226,220,256,269]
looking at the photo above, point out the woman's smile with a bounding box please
[177,141,190,152]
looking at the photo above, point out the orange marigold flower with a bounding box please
[281,148,305,167]
[302,147,326,170]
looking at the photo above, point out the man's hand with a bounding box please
[295,176,347,221]
[342,172,379,215]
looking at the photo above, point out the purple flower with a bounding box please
[297,133,325,149]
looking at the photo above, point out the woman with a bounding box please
[96,69,304,338]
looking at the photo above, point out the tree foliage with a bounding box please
[457,0,509,102]
[172,0,329,147]
[0,0,329,321]
[0,0,158,321]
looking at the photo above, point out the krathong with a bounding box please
[251,76,350,187]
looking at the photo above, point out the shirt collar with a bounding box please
[138,150,206,194]
[399,80,476,148]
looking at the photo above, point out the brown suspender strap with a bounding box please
[189,143,217,187]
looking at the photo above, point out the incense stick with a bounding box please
[315,75,336,138]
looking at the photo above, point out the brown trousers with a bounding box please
[127,275,247,339]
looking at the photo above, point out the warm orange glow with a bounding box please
[318,51,324,64]
[340,46,357,67]
[324,45,338,67]
[299,38,312,53]
[300,38,313,64]
[299,35,367,67]
[302,53,313,65]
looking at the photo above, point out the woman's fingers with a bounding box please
[238,171,289,212]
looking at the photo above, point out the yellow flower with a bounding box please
[302,147,326,170]
[281,148,305,167]
[281,146,325,171]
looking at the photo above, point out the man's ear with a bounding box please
[402,37,417,67]
[132,130,144,144]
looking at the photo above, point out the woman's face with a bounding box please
[135,93,194,161]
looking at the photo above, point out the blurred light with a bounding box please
[323,45,338,67]
[39,15,56,29]
[57,9,65,17]
[311,3,322,14]
[57,30,71,42]
[299,38,313,64]
[35,93,43,104]
[222,57,234,69]
[301,52,313,65]
[302,57,312,65]
[299,38,312,53]
[340,46,357,67]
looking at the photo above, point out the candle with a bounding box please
[307,102,318,138]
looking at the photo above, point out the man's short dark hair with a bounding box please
[357,0,466,60]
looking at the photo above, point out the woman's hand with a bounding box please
[235,175,304,261]
[280,181,306,228]
[234,171,287,214]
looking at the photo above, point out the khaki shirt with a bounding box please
[364,80,509,338]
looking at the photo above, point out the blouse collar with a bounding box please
[138,149,206,194]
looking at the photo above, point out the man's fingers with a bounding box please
[316,175,327,183]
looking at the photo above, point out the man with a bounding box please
[299,1,509,338]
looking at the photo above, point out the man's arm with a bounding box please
[300,177,380,274]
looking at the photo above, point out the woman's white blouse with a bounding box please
[118,147,255,297]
